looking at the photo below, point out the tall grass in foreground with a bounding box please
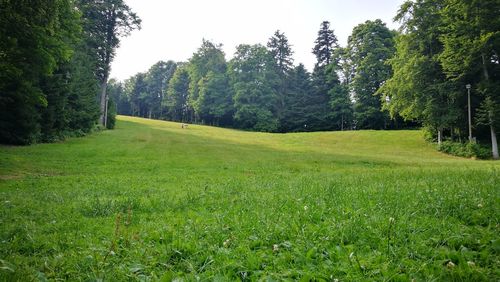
[0,116,498,280]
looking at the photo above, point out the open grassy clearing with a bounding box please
[0,115,499,281]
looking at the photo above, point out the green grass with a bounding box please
[1,115,499,281]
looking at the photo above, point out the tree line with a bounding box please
[0,0,140,144]
[111,20,412,133]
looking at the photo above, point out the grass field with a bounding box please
[1,115,499,281]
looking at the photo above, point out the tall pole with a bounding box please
[466,84,472,142]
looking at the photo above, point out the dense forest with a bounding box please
[1,0,499,158]
[0,0,140,144]
[110,21,403,133]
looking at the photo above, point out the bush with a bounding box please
[438,141,491,159]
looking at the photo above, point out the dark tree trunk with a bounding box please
[99,77,108,126]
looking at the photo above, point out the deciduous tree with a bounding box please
[229,44,279,131]
[347,20,395,129]
[77,0,141,126]
[165,66,191,122]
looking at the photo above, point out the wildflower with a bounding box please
[273,244,279,252]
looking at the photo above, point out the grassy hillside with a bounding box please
[1,116,498,281]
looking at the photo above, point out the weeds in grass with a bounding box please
[387,216,395,258]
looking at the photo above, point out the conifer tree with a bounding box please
[312,21,338,68]
[267,30,294,131]
[309,21,342,131]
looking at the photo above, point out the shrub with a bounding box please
[438,141,491,159]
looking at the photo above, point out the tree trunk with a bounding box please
[481,54,490,80]
[104,95,109,128]
[491,125,499,159]
[99,78,108,126]
[437,128,442,146]
[481,53,497,159]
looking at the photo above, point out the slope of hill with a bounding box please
[1,116,498,280]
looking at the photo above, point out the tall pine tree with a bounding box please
[309,21,342,131]
[267,30,294,131]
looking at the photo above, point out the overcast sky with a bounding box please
[110,0,405,81]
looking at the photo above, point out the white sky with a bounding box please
[110,0,405,81]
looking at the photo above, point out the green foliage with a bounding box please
[280,64,312,132]
[66,43,100,133]
[197,72,233,126]
[112,62,177,121]
[0,0,78,144]
[0,0,135,145]
[267,30,294,74]
[312,21,338,68]
[476,95,500,129]
[0,116,498,280]
[379,0,447,126]
[146,61,177,119]
[438,0,500,158]
[329,83,353,130]
[347,20,395,129]
[77,0,141,83]
[438,141,491,159]
[165,66,191,122]
[229,44,279,132]
[267,30,294,131]
[379,0,499,154]
[438,0,500,81]
[113,18,420,134]
[39,68,72,142]
[77,0,141,125]
[308,64,339,131]
[309,22,352,132]
[187,40,230,124]
[106,95,117,129]
[107,79,126,116]
[117,61,179,120]
[126,73,148,117]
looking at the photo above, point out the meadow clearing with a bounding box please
[0,115,499,281]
